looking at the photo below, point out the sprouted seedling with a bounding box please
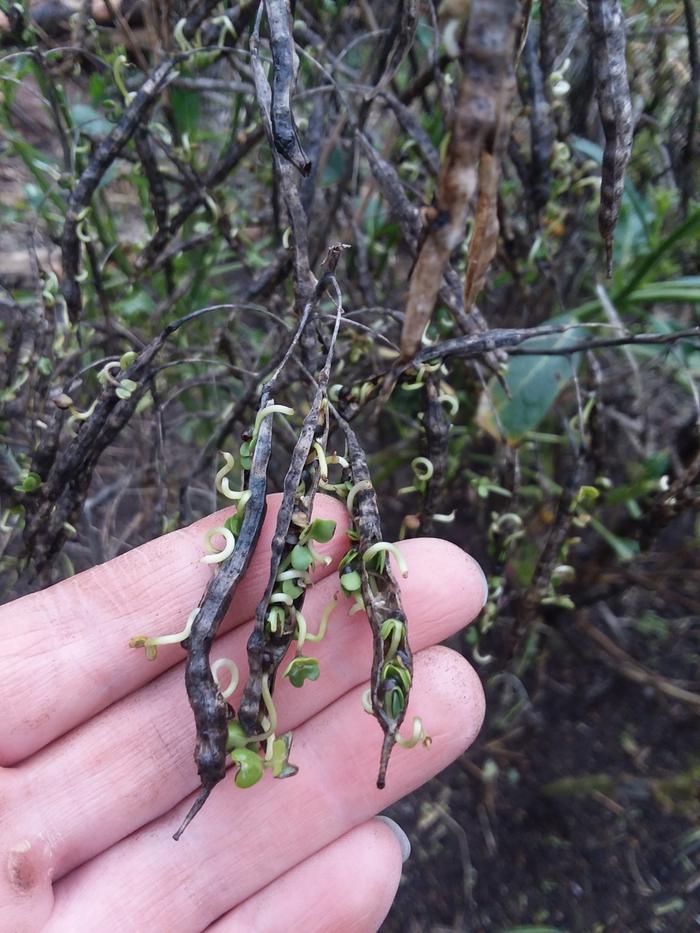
[129,607,200,661]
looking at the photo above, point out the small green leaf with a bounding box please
[290,544,313,571]
[20,472,42,493]
[169,86,200,137]
[383,661,411,693]
[305,518,337,543]
[226,720,251,751]
[239,440,252,471]
[282,579,304,600]
[37,357,52,376]
[541,594,575,610]
[340,569,362,594]
[269,731,298,779]
[115,387,132,400]
[385,687,405,718]
[338,548,358,570]
[225,513,243,537]
[230,748,264,788]
[284,657,320,688]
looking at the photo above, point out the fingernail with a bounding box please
[470,555,489,607]
[375,815,411,863]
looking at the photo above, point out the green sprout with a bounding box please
[283,656,321,687]
[345,479,373,514]
[215,452,247,500]
[252,402,294,441]
[201,526,236,564]
[398,456,435,496]
[129,607,200,661]
[379,617,405,662]
[295,596,338,649]
[395,717,431,749]
[267,732,298,779]
[299,517,337,545]
[340,568,362,595]
[362,541,409,578]
[437,393,459,416]
[231,748,264,788]
[210,657,239,699]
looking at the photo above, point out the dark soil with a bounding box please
[383,544,700,933]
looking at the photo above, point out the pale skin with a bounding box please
[0,494,487,932]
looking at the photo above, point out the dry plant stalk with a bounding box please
[400,0,520,359]
[588,0,634,276]
[365,0,419,101]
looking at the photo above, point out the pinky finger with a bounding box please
[205,818,408,933]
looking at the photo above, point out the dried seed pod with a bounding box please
[264,0,311,175]
[365,0,419,101]
[400,0,521,359]
[588,0,633,276]
[522,25,554,214]
[174,287,329,839]
[173,403,273,841]
[339,419,414,787]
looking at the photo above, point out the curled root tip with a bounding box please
[172,785,211,841]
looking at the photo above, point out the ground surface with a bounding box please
[383,537,700,933]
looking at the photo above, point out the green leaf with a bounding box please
[239,440,252,471]
[170,86,200,137]
[338,548,358,570]
[119,292,155,320]
[614,210,700,302]
[70,103,115,138]
[230,748,264,788]
[226,720,251,751]
[304,517,337,543]
[290,544,313,571]
[340,569,362,594]
[477,327,584,443]
[383,662,411,693]
[224,513,242,537]
[18,472,42,493]
[37,357,52,376]
[284,656,320,688]
[385,687,405,718]
[269,731,298,779]
[282,578,304,600]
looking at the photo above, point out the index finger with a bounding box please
[0,493,349,765]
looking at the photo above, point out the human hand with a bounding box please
[0,494,487,932]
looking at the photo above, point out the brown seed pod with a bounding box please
[400,0,521,359]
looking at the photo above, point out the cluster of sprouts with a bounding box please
[130,393,431,801]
